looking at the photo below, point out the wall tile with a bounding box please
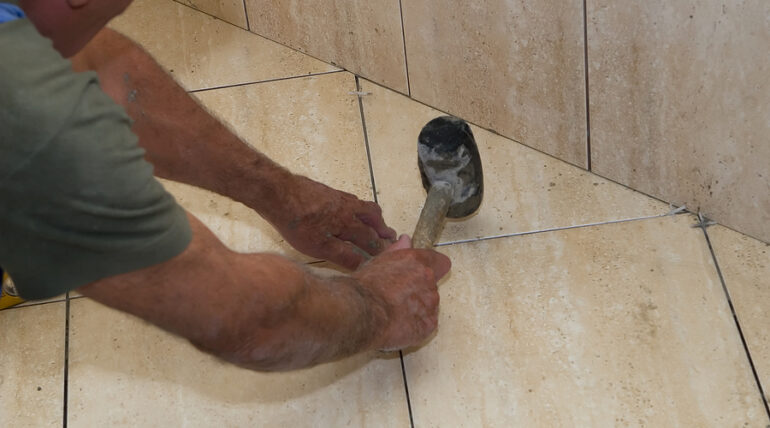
[709,225,770,402]
[405,215,768,426]
[0,303,65,427]
[67,297,409,427]
[402,0,588,167]
[176,0,248,28]
[111,0,336,92]
[245,0,408,93]
[360,80,667,243]
[588,0,770,243]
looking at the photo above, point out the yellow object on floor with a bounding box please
[0,270,25,310]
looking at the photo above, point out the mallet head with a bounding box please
[417,116,484,218]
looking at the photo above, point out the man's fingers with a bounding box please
[356,203,397,240]
[323,240,368,270]
[409,249,452,281]
[335,222,390,256]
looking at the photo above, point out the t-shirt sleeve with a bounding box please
[0,19,192,300]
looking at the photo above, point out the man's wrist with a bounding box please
[319,274,389,354]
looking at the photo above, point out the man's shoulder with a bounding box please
[0,18,101,178]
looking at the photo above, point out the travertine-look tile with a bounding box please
[401,0,588,167]
[176,0,248,28]
[162,72,372,260]
[361,80,667,243]
[110,0,336,92]
[405,215,768,426]
[246,0,408,93]
[0,303,65,427]
[709,225,770,402]
[588,0,770,243]
[67,297,408,426]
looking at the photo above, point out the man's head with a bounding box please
[20,0,133,57]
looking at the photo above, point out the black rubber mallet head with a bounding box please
[412,116,484,248]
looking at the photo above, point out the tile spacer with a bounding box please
[667,205,688,215]
[692,212,717,229]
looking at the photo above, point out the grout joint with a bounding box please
[692,212,717,229]
[666,204,688,216]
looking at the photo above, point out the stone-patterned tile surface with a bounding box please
[709,225,770,403]
[401,0,588,167]
[176,0,248,28]
[404,215,768,426]
[162,72,372,260]
[360,80,667,243]
[110,0,337,92]
[66,296,408,427]
[0,303,65,427]
[588,0,770,243]
[245,0,408,93]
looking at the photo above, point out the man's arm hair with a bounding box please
[78,213,386,371]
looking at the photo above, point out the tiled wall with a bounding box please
[186,0,769,243]
[587,0,770,243]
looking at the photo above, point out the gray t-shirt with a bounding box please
[0,18,192,300]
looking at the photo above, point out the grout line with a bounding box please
[355,76,380,204]
[436,210,687,248]
[397,0,412,97]
[173,0,344,80]
[399,350,416,428]
[2,298,67,311]
[188,70,346,94]
[173,0,247,31]
[582,0,592,171]
[357,74,414,426]
[242,0,250,31]
[62,292,71,428]
[698,216,770,418]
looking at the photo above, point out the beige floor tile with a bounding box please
[245,0,408,93]
[709,225,770,403]
[109,0,337,92]
[404,214,767,426]
[401,0,587,167]
[588,0,770,243]
[67,297,409,427]
[176,0,248,28]
[360,80,668,243]
[160,72,372,261]
[0,302,65,427]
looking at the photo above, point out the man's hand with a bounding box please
[79,214,451,371]
[354,235,451,351]
[268,175,397,270]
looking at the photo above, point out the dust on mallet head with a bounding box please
[417,116,484,218]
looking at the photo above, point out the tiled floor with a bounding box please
[1,1,769,427]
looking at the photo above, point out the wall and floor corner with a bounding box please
[218,0,768,243]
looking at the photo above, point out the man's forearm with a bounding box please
[72,27,400,270]
[79,214,386,371]
[205,261,386,370]
[71,28,292,220]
